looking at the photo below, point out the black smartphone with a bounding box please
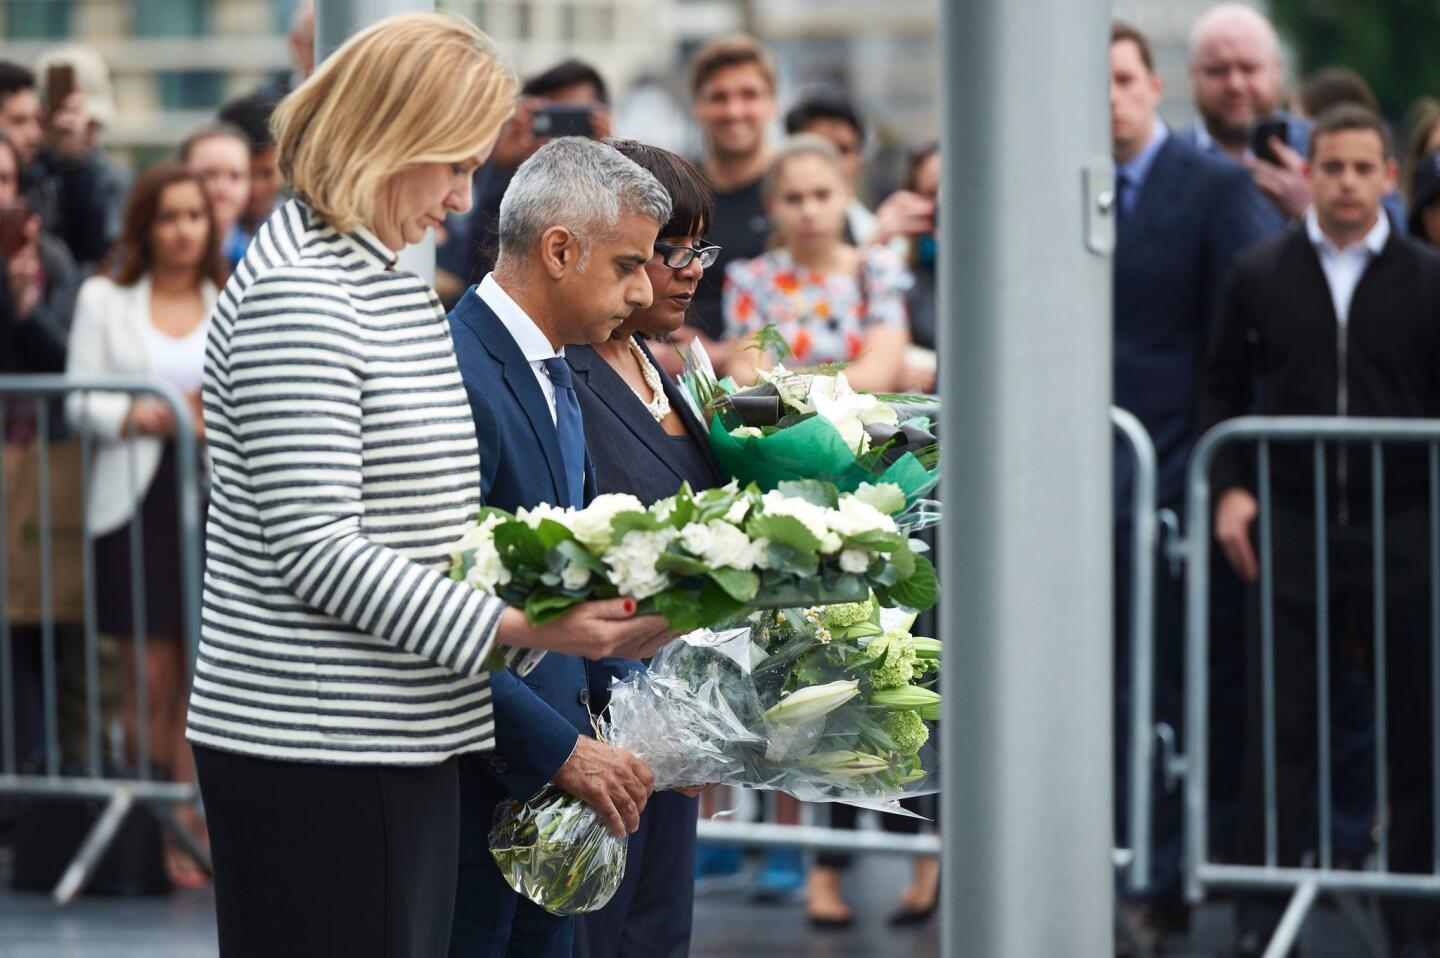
[532,104,593,139]
[45,63,75,114]
[1250,119,1289,165]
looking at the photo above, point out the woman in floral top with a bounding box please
[724,134,912,391]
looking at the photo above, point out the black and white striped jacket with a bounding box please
[186,199,539,765]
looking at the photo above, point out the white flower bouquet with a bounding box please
[489,596,940,915]
[677,334,940,514]
[449,479,937,635]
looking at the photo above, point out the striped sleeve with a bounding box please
[227,268,509,679]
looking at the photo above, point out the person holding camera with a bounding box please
[0,51,128,271]
[434,58,611,305]
[0,131,77,383]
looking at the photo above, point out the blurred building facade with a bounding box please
[0,0,1256,196]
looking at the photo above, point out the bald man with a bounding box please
[1179,3,1404,234]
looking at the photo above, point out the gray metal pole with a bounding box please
[939,0,1115,955]
[314,0,436,284]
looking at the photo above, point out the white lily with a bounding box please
[762,679,860,726]
[803,749,893,779]
[809,382,900,455]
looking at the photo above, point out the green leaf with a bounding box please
[763,541,820,578]
[494,521,545,570]
[656,551,710,577]
[888,553,938,612]
[887,545,916,581]
[554,539,606,574]
[534,518,574,549]
[845,529,907,553]
[611,510,664,537]
[851,483,907,516]
[524,590,583,624]
[747,514,821,553]
[708,567,760,603]
[776,479,840,509]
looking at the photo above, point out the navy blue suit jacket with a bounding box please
[1114,134,1270,513]
[448,288,633,818]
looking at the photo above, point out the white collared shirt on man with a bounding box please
[1305,207,1390,328]
[476,273,563,424]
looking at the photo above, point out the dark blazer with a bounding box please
[1114,133,1271,511]
[448,288,628,801]
[1200,226,1440,510]
[565,337,722,958]
[566,338,725,503]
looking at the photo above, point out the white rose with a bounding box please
[729,426,765,440]
[462,538,512,594]
[748,537,774,570]
[560,562,592,591]
[704,520,754,570]
[516,502,572,529]
[828,496,898,539]
[760,490,843,553]
[605,528,676,600]
[838,548,872,574]
[724,499,751,525]
[570,493,646,550]
[680,521,715,557]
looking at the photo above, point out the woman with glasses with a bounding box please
[565,138,725,958]
[724,134,911,392]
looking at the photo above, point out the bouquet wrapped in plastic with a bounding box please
[449,478,937,638]
[488,596,940,915]
[678,334,940,509]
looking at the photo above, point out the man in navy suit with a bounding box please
[1109,23,1270,947]
[446,137,677,958]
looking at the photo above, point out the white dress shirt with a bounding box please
[1305,208,1390,327]
[477,273,564,424]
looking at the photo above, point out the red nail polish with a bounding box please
[623,599,636,614]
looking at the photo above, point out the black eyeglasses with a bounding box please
[653,241,721,270]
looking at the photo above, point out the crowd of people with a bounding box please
[2,1,1440,956]
[1111,6,1440,957]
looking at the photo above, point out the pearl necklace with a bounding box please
[627,338,671,422]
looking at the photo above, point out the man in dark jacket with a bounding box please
[1109,24,1271,946]
[1201,104,1440,957]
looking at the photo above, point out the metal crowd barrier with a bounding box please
[0,374,206,902]
[1180,416,1440,958]
[696,409,1164,897]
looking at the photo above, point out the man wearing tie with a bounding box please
[446,137,676,957]
[1109,22,1270,948]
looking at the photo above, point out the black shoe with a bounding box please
[807,912,856,930]
[887,901,937,927]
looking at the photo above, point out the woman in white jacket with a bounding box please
[65,162,223,888]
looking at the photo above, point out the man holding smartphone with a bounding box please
[434,59,612,305]
[0,51,127,270]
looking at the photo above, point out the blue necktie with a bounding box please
[1115,171,1134,224]
[542,356,586,508]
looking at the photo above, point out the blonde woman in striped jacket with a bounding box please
[185,15,672,957]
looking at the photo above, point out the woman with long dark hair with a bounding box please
[65,162,225,887]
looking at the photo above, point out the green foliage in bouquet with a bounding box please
[450,480,937,636]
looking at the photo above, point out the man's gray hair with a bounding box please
[496,137,673,269]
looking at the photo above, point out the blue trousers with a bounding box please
[449,759,573,958]
[577,790,698,958]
